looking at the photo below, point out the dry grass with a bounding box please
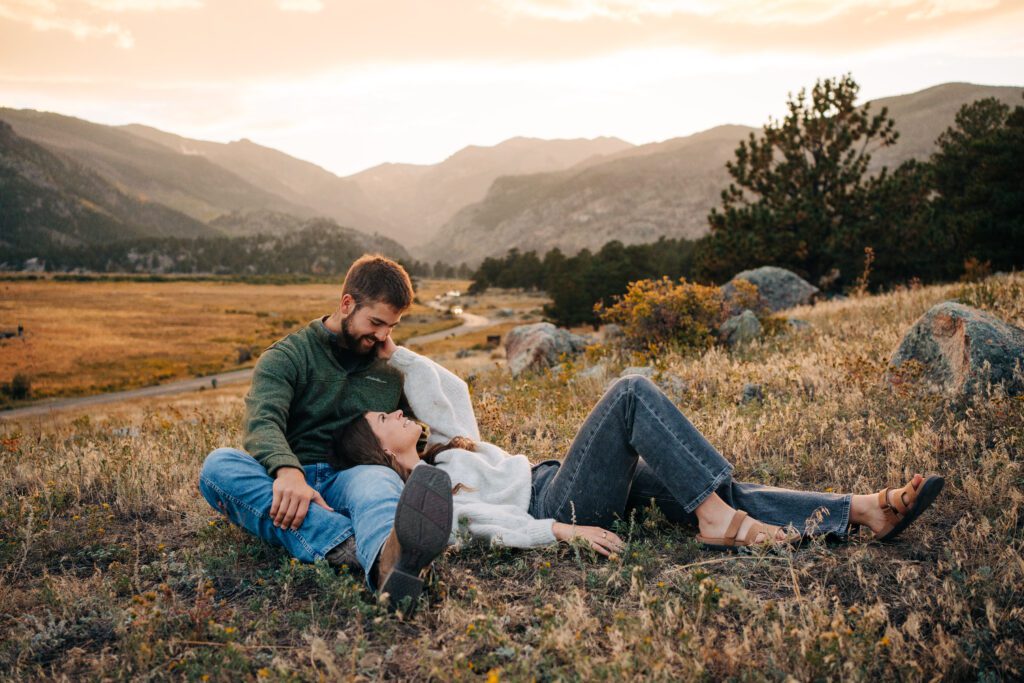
[0,278,459,406]
[1,274,1022,680]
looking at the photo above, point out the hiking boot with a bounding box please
[325,537,359,571]
[376,464,453,614]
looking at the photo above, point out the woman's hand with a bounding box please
[377,334,398,360]
[552,522,624,557]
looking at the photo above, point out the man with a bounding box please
[199,254,452,613]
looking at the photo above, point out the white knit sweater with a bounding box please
[388,347,558,548]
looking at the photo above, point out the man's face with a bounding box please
[339,296,403,355]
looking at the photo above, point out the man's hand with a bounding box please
[552,522,625,557]
[377,334,398,360]
[271,467,333,530]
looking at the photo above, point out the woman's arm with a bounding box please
[388,345,481,443]
[454,501,557,548]
[451,502,626,554]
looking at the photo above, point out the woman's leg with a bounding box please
[534,375,733,527]
[626,460,853,537]
[535,375,855,541]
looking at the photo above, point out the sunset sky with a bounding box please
[2,0,1022,176]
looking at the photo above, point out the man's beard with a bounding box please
[340,315,380,355]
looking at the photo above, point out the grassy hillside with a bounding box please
[0,274,1021,679]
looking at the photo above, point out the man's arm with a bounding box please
[243,349,332,529]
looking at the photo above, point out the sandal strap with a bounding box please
[724,510,748,546]
[879,487,898,519]
[892,481,918,515]
[743,521,783,545]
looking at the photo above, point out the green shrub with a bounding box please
[597,277,724,351]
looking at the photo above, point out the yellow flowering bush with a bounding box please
[597,276,725,351]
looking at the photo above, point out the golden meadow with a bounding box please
[1,273,1022,680]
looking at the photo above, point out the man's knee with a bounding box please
[199,447,249,484]
[347,464,404,489]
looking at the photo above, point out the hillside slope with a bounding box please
[120,125,388,235]
[0,120,214,263]
[347,136,633,245]
[0,109,313,223]
[428,82,1024,264]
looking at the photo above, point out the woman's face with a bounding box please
[366,409,422,472]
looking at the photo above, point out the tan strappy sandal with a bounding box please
[876,474,944,542]
[696,510,800,552]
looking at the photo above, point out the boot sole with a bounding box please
[380,465,453,613]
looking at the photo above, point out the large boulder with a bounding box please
[888,301,1024,398]
[505,323,590,377]
[723,266,819,313]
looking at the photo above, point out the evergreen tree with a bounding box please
[929,97,1024,273]
[700,74,900,288]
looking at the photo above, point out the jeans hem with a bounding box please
[683,465,733,513]
[316,529,354,562]
[831,494,853,537]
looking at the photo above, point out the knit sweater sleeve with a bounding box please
[388,347,481,443]
[454,501,557,548]
[243,347,302,476]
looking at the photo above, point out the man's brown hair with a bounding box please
[342,254,414,311]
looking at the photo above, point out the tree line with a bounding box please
[11,221,473,281]
[470,76,1023,326]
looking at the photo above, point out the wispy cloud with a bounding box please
[83,0,202,11]
[492,0,1004,24]
[0,0,202,49]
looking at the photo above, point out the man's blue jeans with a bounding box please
[199,448,400,586]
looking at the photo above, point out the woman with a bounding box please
[331,342,943,556]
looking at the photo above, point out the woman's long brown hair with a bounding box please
[330,416,476,493]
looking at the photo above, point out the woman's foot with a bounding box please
[695,493,797,549]
[851,473,945,541]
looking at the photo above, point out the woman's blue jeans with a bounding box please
[199,448,401,586]
[529,376,851,536]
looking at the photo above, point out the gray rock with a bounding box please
[740,383,764,404]
[602,324,624,341]
[495,308,515,318]
[576,363,609,382]
[455,348,473,359]
[888,301,1024,398]
[504,322,590,377]
[719,310,762,347]
[723,266,819,313]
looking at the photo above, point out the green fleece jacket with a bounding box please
[243,318,403,475]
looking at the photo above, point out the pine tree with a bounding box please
[701,74,899,288]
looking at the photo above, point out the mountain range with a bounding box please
[425,83,1024,264]
[1,81,1021,269]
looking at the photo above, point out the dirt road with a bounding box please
[1,311,494,421]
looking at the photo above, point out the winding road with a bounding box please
[1,307,494,421]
